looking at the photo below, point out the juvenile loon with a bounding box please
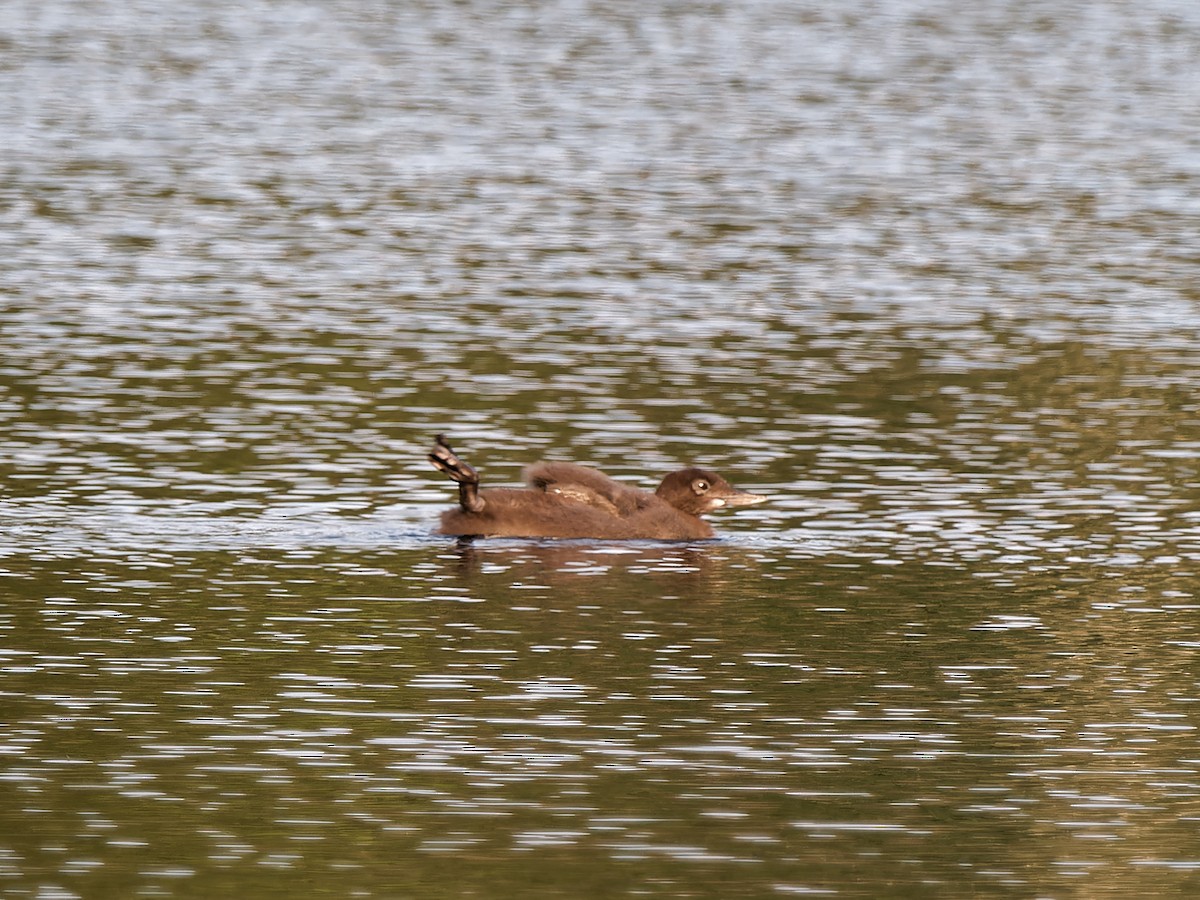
[429,434,766,539]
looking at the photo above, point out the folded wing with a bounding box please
[523,462,652,517]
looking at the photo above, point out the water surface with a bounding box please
[3,0,1200,896]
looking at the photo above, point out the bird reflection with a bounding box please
[438,534,753,603]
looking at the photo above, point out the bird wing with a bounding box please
[522,462,651,517]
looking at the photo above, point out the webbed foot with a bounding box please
[429,434,485,513]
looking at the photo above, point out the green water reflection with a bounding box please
[3,547,1199,897]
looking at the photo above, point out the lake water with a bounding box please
[3,0,1200,896]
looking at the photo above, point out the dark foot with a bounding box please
[429,434,485,513]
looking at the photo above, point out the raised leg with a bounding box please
[429,434,486,513]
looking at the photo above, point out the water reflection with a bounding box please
[4,546,1200,895]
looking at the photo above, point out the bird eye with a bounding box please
[693,479,710,493]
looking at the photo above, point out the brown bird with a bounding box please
[429,434,767,539]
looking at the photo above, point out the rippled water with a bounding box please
[3,0,1200,896]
